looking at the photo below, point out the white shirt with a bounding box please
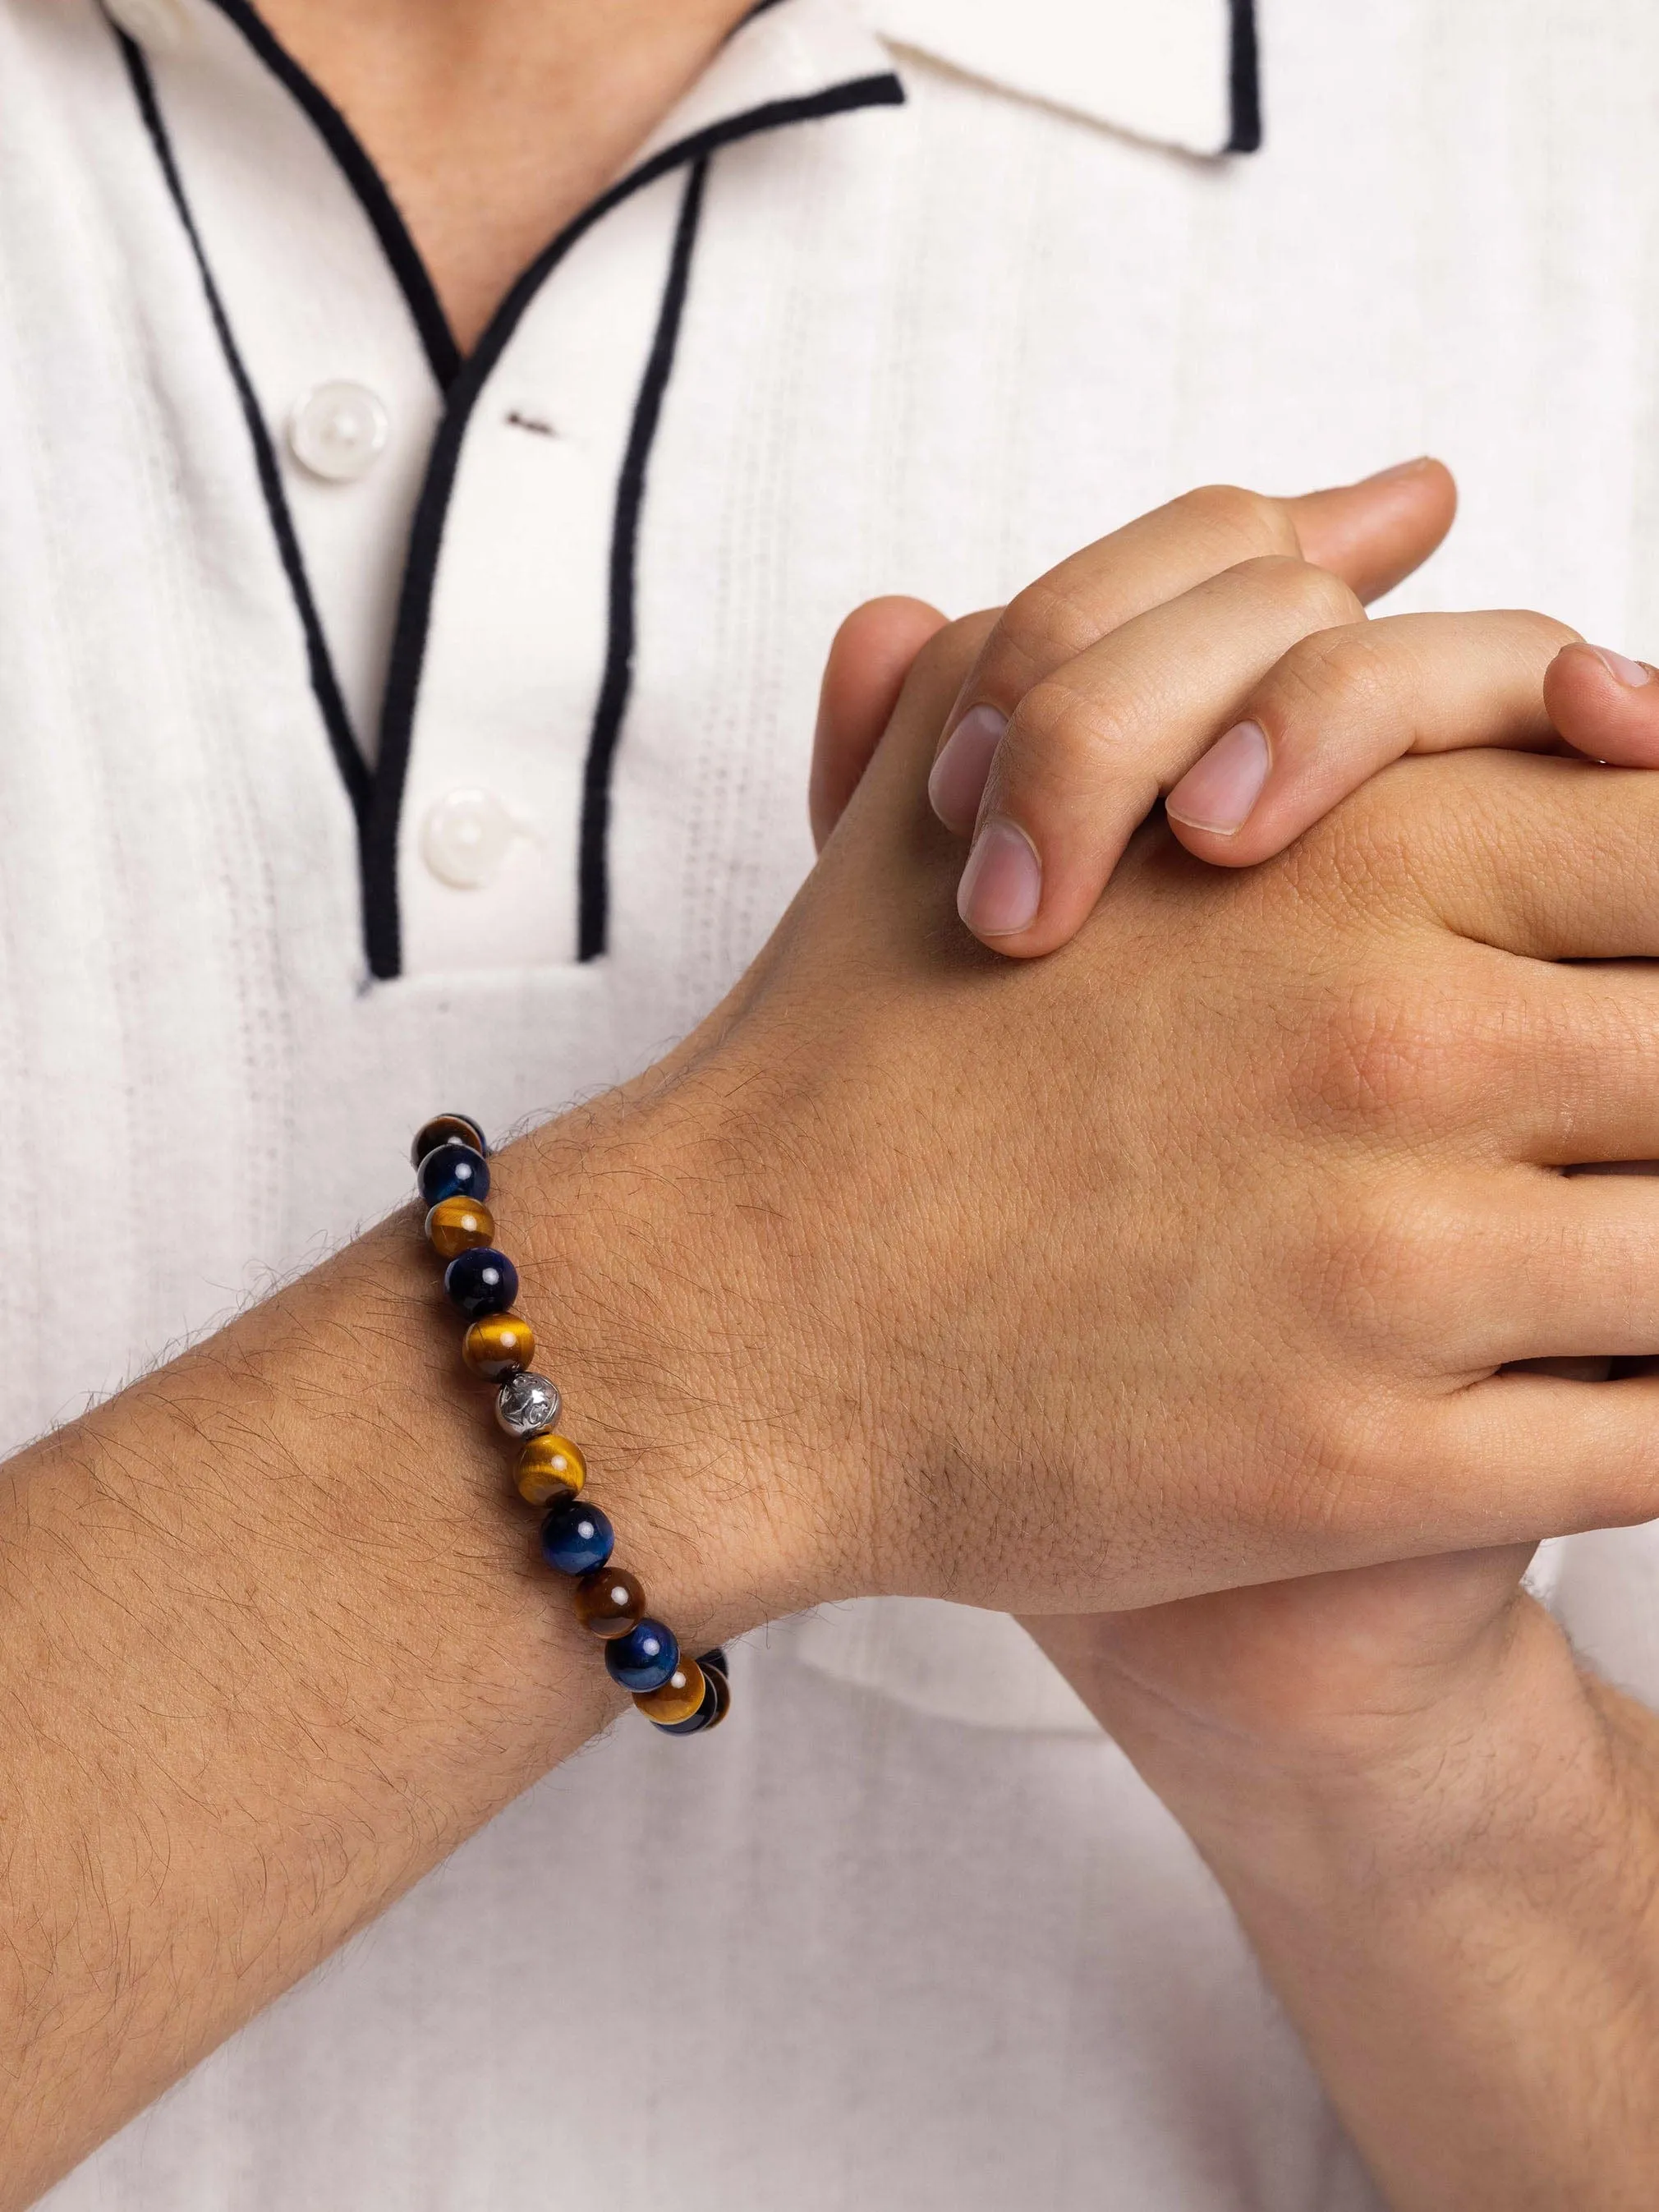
[7,0,1658,2204]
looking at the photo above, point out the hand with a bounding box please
[665,523,1659,1622]
[812,461,1659,956]
[802,467,1655,1711]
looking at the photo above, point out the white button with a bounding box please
[287,381,389,483]
[104,0,189,48]
[420,789,515,889]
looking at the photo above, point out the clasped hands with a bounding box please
[672,458,1659,1821]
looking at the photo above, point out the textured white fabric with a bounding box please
[2,0,1656,2204]
[865,0,1236,152]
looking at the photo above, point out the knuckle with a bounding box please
[1171,483,1299,559]
[1292,1180,1467,1396]
[1230,557,1365,637]
[912,609,999,695]
[1294,976,1480,1135]
[1313,1394,1411,1526]
[1267,620,1395,721]
[1000,671,1138,792]
[992,571,1112,678]
[1253,1380,1408,1549]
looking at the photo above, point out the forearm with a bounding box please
[0,1078,817,2208]
[1091,1602,1659,2210]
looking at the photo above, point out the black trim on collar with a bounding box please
[115,28,374,837]
[577,159,710,963]
[1226,0,1261,154]
[362,71,905,979]
[203,0,464,388]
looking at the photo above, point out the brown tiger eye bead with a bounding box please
[462,1313,535,1380]
[634,1657,706,1727]
[515,1433,586,1506]
[574,1566,646,1639]
[425,1196,496,1260]
[410,1113,487,1168]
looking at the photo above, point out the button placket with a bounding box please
[397,177,687,975]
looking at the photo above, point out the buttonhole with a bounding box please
[506,409,558,438]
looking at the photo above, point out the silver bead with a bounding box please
[495,1371,561,1439]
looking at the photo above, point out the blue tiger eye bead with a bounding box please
[417,1143,490,1208]
[443,1246,518,1318]
[540,1498,615,1576]
[605,1618,679,1694]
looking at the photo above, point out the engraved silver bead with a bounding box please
[495,1371,561,1439]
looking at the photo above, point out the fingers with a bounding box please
[1286,459,1459,602]
[1255,1364,1659,1574]
[952,556,1363,945]
[1305,953,1659,1171]
[1418,1368,1659,1544]
[1265,1161,1659,1557]
[1386,749,1659,962]
[1165,609,1575,867]
[1404,1168,1659,1369]
[1479,963,1659,1167]
[837,606,1005,851]
[1542,640,1659,766]
[810,596,949,850]
[930,459,1455,838]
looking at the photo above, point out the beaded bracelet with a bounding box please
[411,1112,730,1738]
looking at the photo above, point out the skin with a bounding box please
[7,7,1655,2206]
[811,475,1659,2205]
[256,0,756,350]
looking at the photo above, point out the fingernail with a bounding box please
[1590,646,1655,688]
[928,705,1007,831]
[1165,720,1271,835]
[958,816,1041,937]
[1367,455,1435,483]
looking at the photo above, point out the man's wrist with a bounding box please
[510,1061,859,1652]
[1126,1600,1659,2208]
[1134,1598,1623,1915]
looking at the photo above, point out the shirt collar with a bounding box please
[108,0,907,170]
[106,0,1253,166]
[860,0,1259,158]
[635,0,905,168]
